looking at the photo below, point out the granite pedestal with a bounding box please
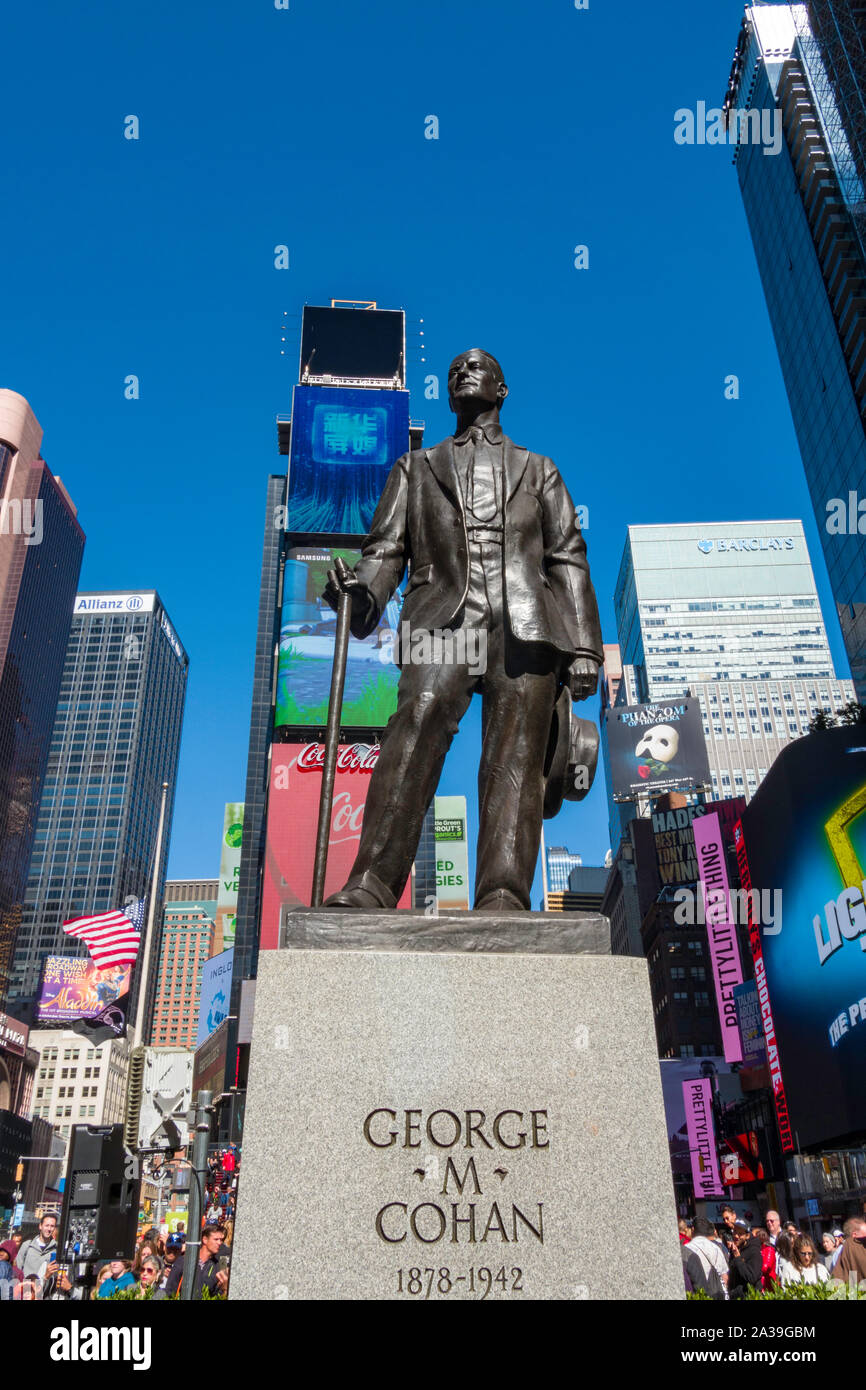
[230,911,684,1301]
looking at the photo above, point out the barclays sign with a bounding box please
[696,537,795,555]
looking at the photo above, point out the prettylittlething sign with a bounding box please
[682,1078,724,1199]
[694,813,744,1063]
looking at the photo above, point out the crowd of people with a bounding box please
[679,1208,866,1298]
[0,1144,240,1300]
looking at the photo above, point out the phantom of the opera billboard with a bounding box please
[275,547,402,732]
[285,385,410,535]
[736,725,866,1150]
[605,699,711,800]
[260,743,412,947]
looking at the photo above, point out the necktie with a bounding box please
[468,426,498,522]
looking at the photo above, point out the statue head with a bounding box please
[447,349,508,415]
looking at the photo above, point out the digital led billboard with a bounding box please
[216,803,243,951]
[286,385,410,535]
[260,742,411,948]
[605,699,711,800]
[737,724,866,1148]
[299,305,405,385]
[275,547,402,731]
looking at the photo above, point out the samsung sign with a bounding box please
[75,592,155,614]
[696,537,795,555]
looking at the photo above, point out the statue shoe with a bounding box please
[323,870,397,912]
[323,886,384,910]
[473,888,526,914]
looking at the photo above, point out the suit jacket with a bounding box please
[352,434,604,665]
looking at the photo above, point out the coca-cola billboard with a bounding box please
[260,742,411,948]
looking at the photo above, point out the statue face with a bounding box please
[447,350,507,411]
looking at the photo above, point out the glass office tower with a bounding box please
[233,475,287,995]
[606,520,854,837]
[8,592,188,1030]
[0,391,85,1006]
[725,4,866,698]
[545,846,583,894]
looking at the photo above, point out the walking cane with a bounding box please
[311,585,352,906]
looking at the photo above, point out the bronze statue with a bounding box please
[323,349,603,912]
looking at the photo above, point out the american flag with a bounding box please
[63,898,146,970]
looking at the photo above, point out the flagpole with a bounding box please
[130,780,170,1051]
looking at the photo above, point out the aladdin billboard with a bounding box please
[605,699,710,800]
[736,724,866,1149]
[286,385,410,535]
[260,742,411,948]
[37,957,132,1024]
[276,547,402,732]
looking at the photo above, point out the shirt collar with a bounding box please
[453,420,504,445]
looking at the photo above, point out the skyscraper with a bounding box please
[151,879,217,1050]
[8,591,188,1030]
[610,520,854,811]
[724,3,866,698]
[545,845,583,894]
[0,391,85,1005]
[233,474,286,995]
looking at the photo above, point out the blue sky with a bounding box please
[2,0,849,901]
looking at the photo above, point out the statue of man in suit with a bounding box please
[323,349,603,912]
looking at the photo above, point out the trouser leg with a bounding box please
[342,655,475,903]
[473,546,559,909]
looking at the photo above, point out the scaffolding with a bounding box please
[798,2,866,256]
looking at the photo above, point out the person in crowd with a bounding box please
[726,1222,764,1298]
[820,1231,838,1271]
[206,1198,222,1224]
[773,1231,795,1282]
[164,1223,229,1298]
[832,1218,866,1287]
[678,1219,693,1244]
[133,1241,156,1275]
[137,1255,165,1298]
[780,1234,829,1287]
[0,1247,15,1290]
[159,1244,179,1289]
[0,1238,22,1284]
[784,1220,799,1242]
[685,1217,728,1298]
[717,1205,738,1256]
[96,1258,136,1298]
[16,1213,57,1280]
[764,1210,782,1246]
[825,1229,846,1272]
[92,1267,114,1295]
[752,1228,777,1290]
[12,1275,43,1300]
